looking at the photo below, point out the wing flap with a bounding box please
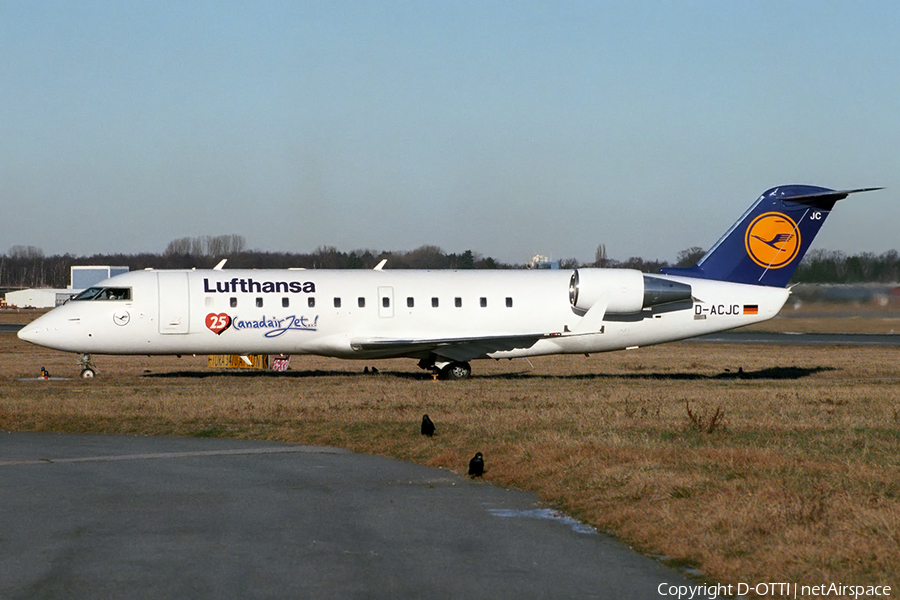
[351,333,545,361]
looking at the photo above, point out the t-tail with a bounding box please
[660,185,881,287]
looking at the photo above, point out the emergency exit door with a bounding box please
[158,272,190,334]
[378,286,394,318]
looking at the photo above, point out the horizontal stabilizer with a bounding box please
[782,187,883,208]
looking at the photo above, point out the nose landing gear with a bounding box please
[77,354,98,378]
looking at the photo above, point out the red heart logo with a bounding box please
[206,313,231,335]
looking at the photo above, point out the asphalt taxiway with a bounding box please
[692,331,900,346]
[1,433,694,599]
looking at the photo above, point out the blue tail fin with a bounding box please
[660,185,880,287]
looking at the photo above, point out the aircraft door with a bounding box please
[158,272,191,334]
[378,286,394,318]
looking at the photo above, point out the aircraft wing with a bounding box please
[350,333,546,362]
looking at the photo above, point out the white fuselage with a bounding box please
[18,268,789,362]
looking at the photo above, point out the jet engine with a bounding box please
[568,269,692,314]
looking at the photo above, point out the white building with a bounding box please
[528,254,560,270]
[4,265,129,308]
[71,266,129,289]
[5,288,76,308]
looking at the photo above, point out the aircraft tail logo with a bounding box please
[661,185,880,287]
[744,212,800,269]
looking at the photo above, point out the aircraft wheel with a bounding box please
[80,368,97,379]
[442,361,471,380]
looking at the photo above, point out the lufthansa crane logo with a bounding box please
[745,212,800,269]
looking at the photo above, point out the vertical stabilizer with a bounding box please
[660,185,880,287]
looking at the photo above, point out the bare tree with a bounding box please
[206,234,245,257]
[8,245,44,259]
[165,235,246,258]
[594,244,609,267]
[164,237,193,257]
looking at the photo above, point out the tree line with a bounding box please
[0,237,505,289]
[2,237,899,290]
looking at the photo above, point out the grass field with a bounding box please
[2,305,899,595]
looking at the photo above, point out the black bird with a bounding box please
[421,414,435,437]
[468,452,484,477]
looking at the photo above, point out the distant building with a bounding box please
[3,265,129,309]
[71,266,129,289]
[5,288,76,308]
[528,254,560,270]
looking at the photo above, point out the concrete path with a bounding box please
[0,432,694,599]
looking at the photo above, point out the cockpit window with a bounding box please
[73,287,132,301]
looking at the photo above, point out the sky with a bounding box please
[2,1,898,265]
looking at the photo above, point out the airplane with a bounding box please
[18,184,880,380]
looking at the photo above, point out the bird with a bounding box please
[468,452,484,477]
[421,414,435,437]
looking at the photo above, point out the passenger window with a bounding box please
[382,297,390,308]
[358,297,366,308]
[506,297,513,308]
[282,298,289,308]
[256,298,263,308]
[432,297,439,308]
[334,297,341,308]
[455,297,462,308]
[480,297,487,308]
[308,297,316,308]
[230,297,238,308]
[407,297,414,308]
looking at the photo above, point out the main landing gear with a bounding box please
[440,361,472,380]
[77,354,98,379]
[418,357,472,380]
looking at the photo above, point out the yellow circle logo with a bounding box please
[745,212,800,269]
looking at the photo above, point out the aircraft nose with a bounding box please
[17,323,45,344]
[16,310,85,352]
[17,313,61,346]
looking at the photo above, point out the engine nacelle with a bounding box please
[569,269,692,314]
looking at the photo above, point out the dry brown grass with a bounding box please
[0,308,48,324]
[2,315,899,594]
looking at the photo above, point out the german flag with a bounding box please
[743,305,759,315]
